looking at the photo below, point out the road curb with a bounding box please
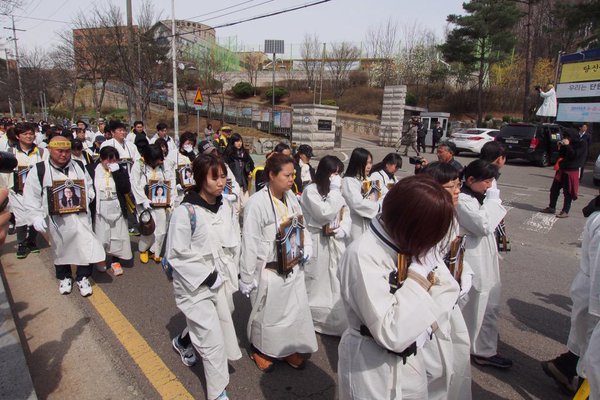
[0,259,38,400]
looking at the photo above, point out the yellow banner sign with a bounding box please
[560,61,600,83]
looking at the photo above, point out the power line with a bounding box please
[196,0,275,24]
[159,0,332,39]
[188,0,257,20]
[0,14,70,24]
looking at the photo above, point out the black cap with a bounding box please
[297,144,314,157]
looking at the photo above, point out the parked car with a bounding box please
[448,128,500,155]
[495,123,564,167]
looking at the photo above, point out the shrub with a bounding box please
[322,99,337,106]
[348,71,369,87]
[405,92,417,107]
[502,115,511,122]
[232,81,254,98]
[485,113,493,121]
[264,86,289,103]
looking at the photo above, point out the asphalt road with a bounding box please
[10,134,598,399]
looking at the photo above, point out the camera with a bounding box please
[409,156,425,165]
[0,151,17,173]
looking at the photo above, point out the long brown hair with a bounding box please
[382,175,455,261]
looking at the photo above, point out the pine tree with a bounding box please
[440,0,521,126]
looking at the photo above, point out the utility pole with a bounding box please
[4,16,26,119]
[4,48,14,117]
[126,0,136,123]
[319,42,326,105]
[171,0,179,137]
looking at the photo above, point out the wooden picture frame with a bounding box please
[50,179,87,215]
[14,166,31,193]
[147,179,171,208]
[362,179,382,202]
[277,215,305,274]
[322,207,345,236]
[178,166,195,188]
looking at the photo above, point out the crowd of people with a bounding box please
[0,116,598,399]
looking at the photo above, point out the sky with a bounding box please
[0,0,466,59]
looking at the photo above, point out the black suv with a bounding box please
[495,123,564,167]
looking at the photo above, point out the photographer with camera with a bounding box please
[541,132,587,218]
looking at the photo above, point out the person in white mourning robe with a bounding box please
[239,153,317,372]
[166,154,241,400]
[369,152,403,197]
[337,175,456,399]
[89,146,133,276]
[24,135,105,297]
[457,159,511,368]
[101,121,140,169]
[341,147,380,243]
[131,143,176,264]
[300,155,351,336]
[542,192,600,394]
[7,123,47,259]
[172,132,197,207]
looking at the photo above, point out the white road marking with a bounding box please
[340,152,348,162]
[522,212,557,234]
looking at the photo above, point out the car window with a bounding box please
[499,125,536,138]
[463,129,485,135]
[487,130,500,137]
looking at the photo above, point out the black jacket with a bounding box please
[558,136,588,171]
[86,161,132,223]
[224,149,254,191]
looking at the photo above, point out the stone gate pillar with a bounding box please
[379,85,407,147]
[291,104,338,150]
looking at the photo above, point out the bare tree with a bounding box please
[364,18,399,87]
[0,0,23,15]
[48,45,78,121]
[300,33,321,91]
[326,42,360,98]
[240,52,263,93]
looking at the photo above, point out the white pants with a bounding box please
[568,272,599,357]
[582,321,600,400]
[137,207,168,254]
[462,282,501,357]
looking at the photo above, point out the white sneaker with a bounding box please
[58,278,72,295]
[77,277,93,297]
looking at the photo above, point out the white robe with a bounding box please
[214,194,241,313]
[93,164,132,260]
[337,216,451,399]
[100,138,140,167]
[149,134,178,155]
[7,146,47,227]
[370,170,398,197]
[130,160,176,254]
[457,191,506,357]
[300,184,351,336]
[536,88,557,117]
[23,159,105,265]
[166,202,242,400]
[240,187,317,358]
[341,176,380,243]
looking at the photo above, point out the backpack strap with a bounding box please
[182,203,196,234]
[36,160,46,188]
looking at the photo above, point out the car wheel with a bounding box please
[594,178,600,186]
[537,152,550,167]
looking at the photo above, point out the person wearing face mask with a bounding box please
[341,147,380,243]
[457,159,511,369]
[421,161,473,400]
[131,143,176,264]
[300,156,351,336]
[293,144,316,193]
[370,152,403,197]
[88,146,132,276]
[239,153,316,373]
[173,132,197,206]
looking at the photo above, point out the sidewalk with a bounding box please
[0,236,141,399]
[0,259,37,400]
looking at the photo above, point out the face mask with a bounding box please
[183,145,193,153]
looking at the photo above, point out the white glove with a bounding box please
[224,193,237,202]
[142,200,152,210]
[485,188,500,201]
[329,175,342,191]
[416,327,432,348]
[459,273,473,299]
[209,272,223,290]
[239,279,258,297]
[32,216,47,233]
[176,184,183,191]
[333,227,347,239]
[302,246,313,263]
[108,163,120,172]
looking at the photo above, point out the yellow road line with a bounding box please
[88,284,194,399]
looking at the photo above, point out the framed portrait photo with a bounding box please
[147,179,171,207]
[14,166,31,193]
[362,179,382,202]
[50,179,87,215]
[277,215,305,275]
[178,166,195,188]
[322,206,345,236]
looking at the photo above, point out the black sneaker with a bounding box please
[16,244,29,259]
[26,241,40,254]
[472,354,513,369]
[541,207,556,214]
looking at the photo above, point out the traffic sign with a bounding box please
[193,88,203,105]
